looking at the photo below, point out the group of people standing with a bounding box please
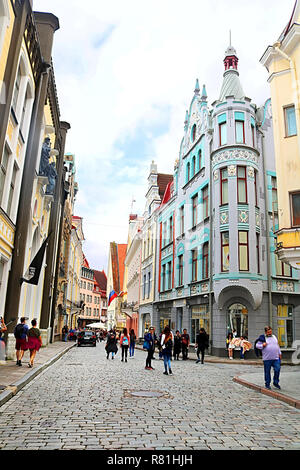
[105,328,136,362]
[143,326,210,375]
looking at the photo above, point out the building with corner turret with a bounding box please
[152,42,300,358]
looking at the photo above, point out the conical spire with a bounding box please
[194,78,200,95]
[219,38,244,101]
[184,110,189,130]
[201,84,207,101]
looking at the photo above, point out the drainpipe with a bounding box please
[259,128,273,328]
[208,131,213,353]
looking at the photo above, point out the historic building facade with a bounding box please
[106,242,127,330]
[152,44,300,358]
[0,2,71,357]
[260,0,300,270]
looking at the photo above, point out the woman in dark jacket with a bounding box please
[105,330,118,360]
[173,330,182,360]
[195,328,209,364]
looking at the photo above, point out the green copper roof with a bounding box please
[219,69,244,102]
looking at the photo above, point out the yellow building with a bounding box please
[260,0,300,269]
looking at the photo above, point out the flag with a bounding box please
[118,291,127,297]
[108,290,118,306]
[21,233,52,286]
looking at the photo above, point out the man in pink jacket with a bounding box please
[255,326,282,390]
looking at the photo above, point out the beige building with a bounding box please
[260,0,300,269]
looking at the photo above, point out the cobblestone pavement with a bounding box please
[0,342,299,451]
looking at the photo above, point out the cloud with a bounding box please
[33,0,295,271]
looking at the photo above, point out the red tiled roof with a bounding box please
[110,242,127,292]
[94,270,107,293]
[157,173,173,200]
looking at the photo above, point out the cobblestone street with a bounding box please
[0,342,299,451]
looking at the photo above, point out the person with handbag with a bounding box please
[144,326,157,370]
[161,326,174,375]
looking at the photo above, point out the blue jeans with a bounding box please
[129,342,135,357]
[163,352,172,372]
[264,359,281,387]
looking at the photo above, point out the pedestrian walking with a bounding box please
[0,317,7,364]
[120,328,130,362]
[62,325,68,342]
[14,317,29,366]
[181,328,190,360]
[129,329,136,357]
[195,328,209,364]
[255,326,282,390]
[173,330,182,360]
[105,329,118,359]
[27,319,42,368]
[161,326,174,375]
[144,326,157,370]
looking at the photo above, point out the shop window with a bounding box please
[191,305,210,343]
[277,305,294,348]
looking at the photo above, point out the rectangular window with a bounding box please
[291,192,300,226]
[147,272,151,298]
[251,124,255,147]
[275,254,292,277]
[237,166,247,204]
[192,249,198,282]
[220,168,228,205]
[272,177,278,213]
[238,231,249,271]
[7,163,18,217]
[284,105,297,136]
[178,255,183,286]
[256,233,260,274]
[0,146,9,204]
[277,305,294,348]
[143,274,146,299]
[202,185,209,219]
[192,194,198,227]
[219,122,227,146]
[221,231,230,272]
[167,261,172,290]
[169,216,173,243]
[180,205,184,235]
[12,66,21,112]
[163,222,167,247]
[202,242,209,279]
[235,120,245,144]
[254,170,258,207]
[161,265,166,292]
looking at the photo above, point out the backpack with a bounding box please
[14,324,24,339]
[122,336,129,346]
[254,335,265,358]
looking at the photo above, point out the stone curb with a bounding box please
[0,343,75,408]
[233,376,300,409]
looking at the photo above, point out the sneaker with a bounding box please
[28,363,32,368]
[150,367,155,370]
[273,384,281,390]
[265,385,271,390]
[196,359,200,364]
[145,366,151,370]
[169,369,173,375]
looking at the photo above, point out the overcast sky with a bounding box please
[34,0,295,272]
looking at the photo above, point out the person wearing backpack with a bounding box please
[120,328,130,362]
[14,317,29,366]
[161,326,174,375]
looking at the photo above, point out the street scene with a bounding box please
[0,0,300,458]
[0,341,299,451]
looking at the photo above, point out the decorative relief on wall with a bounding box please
[228,165,236,177]
[248,166,254,178]
[276,281,294,292]
[212,148,259,168]
[213,170,219,181]
[238,210,249,224]
[255,212,260,228]
[220,211,229,225]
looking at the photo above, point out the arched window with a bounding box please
[192,156,196,176]
[227,303,248,338]
[191,124,196,142]
[187,162,190,182]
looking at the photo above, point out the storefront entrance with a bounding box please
[227,303,248,338]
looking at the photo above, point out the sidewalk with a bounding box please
[1,342,299,410]
[0,341,75,407]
